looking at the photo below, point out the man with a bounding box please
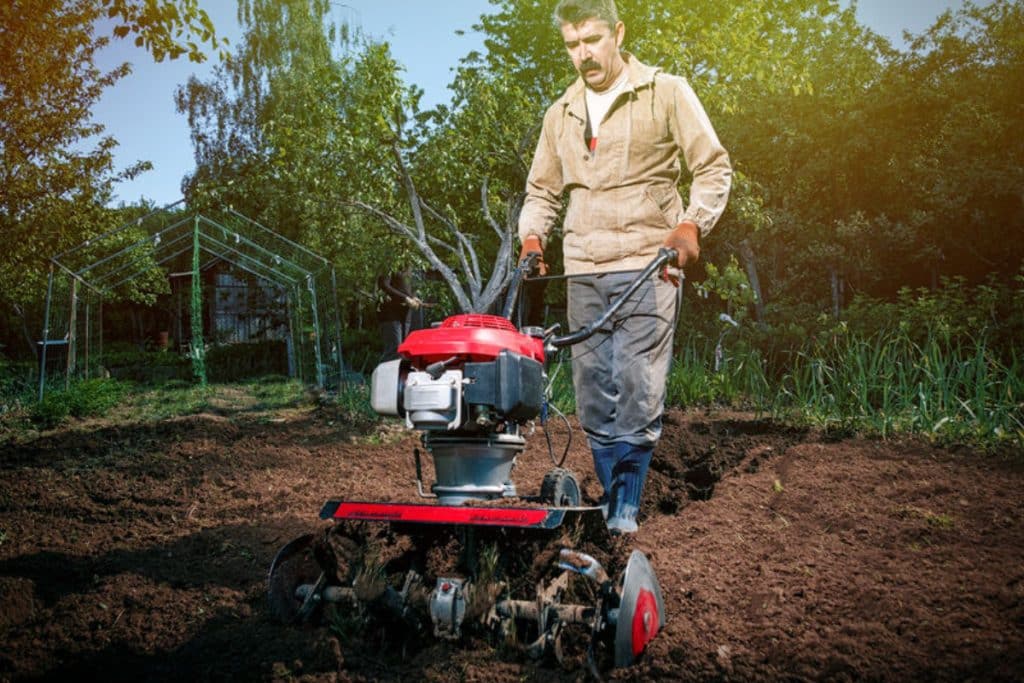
[518,0,731,533]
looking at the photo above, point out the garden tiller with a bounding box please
[268,248,677,672]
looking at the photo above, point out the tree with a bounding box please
[178,0,527,314]
[176,0,400,310]
[736,0,1024,311]
[0,0,227,356]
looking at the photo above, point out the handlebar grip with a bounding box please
[518,252,540,270]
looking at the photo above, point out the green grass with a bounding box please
[546,358,576,415]
[125,376,310,420]
[666,340,772,408]
[124,380,218,420]
[772,330,1024,448]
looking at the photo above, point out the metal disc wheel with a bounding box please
[613,550,666,667]
[541,468,581,507]
[267,534,325,625]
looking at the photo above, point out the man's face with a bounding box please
[560,17,625,92]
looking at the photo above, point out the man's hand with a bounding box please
[404,296,423,310]
[519,235,548,276]
[663,221,700,268]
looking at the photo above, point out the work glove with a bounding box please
[518,235,548,276]
[404,296,423,310]
[663,221,701,268]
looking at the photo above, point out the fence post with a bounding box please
[38,263,56,402]
[191,215,207,386]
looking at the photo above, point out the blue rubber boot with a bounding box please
[606,443,653,535]
[591,446,615,518]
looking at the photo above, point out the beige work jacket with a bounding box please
[518,54,732,275]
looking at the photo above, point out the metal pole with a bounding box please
[191,215,207,386]
[99,296,104,372]
[66,278,78,389]
[285,288,296,379]
[292,284,305,383]
[38,264,56,402]
[199,216,309,274]
[73,215,193,277]
[84,301,91,379]
[307,275,325,388]
[330,267,344,388]
[227,209,330,267]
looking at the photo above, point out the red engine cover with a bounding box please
[398,314,545,366]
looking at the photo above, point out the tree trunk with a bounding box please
[738,239,766,324]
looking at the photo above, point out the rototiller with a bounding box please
[268,248,677,672]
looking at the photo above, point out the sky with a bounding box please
[88,0,968,207]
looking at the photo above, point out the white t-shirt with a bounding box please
[584,71,630,147]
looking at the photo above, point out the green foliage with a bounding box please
[666,336,771,408]
[0,0,229,356]
[176,0,409,314]
[101,0,227,63]
[773,328,1023,448]
[123,381,213,419]
[842,273,1024,355]
[657,275,1024,448]
[0,359,35,415]
[29,378,128,428]
[329,381,378,430]
[1,1,138,312]
[694,256,756,323]
[737,1,1024,307]
[339,326,386,375]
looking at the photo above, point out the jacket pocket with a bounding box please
[642,186,679,230]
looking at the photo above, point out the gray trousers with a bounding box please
[568,272,679,450]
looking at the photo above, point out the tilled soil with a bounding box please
[1,404,1022,681]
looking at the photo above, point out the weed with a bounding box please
[925,512,955,529]
[896,505,955,529]
[29,378,128,428]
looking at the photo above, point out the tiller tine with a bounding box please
[268,534,326,625]
[494,547,665,671]
[556,548,665,670]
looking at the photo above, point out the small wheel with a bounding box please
[541,468,581,507]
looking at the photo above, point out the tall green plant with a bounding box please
[775,328,1023,446]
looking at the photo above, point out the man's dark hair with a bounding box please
[553,0,619,29]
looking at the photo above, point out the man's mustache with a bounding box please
[579,59,601,73]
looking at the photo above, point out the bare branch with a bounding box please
[348,201,417,241]
[418,198,481,293]
[347,200,472,311]
[480,178,504,239]
[478,186,521,309]
[426,233,458,255]
[391,141,427,241]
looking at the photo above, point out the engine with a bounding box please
[370,314,548,503]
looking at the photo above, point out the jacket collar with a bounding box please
[557,52,660,109]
